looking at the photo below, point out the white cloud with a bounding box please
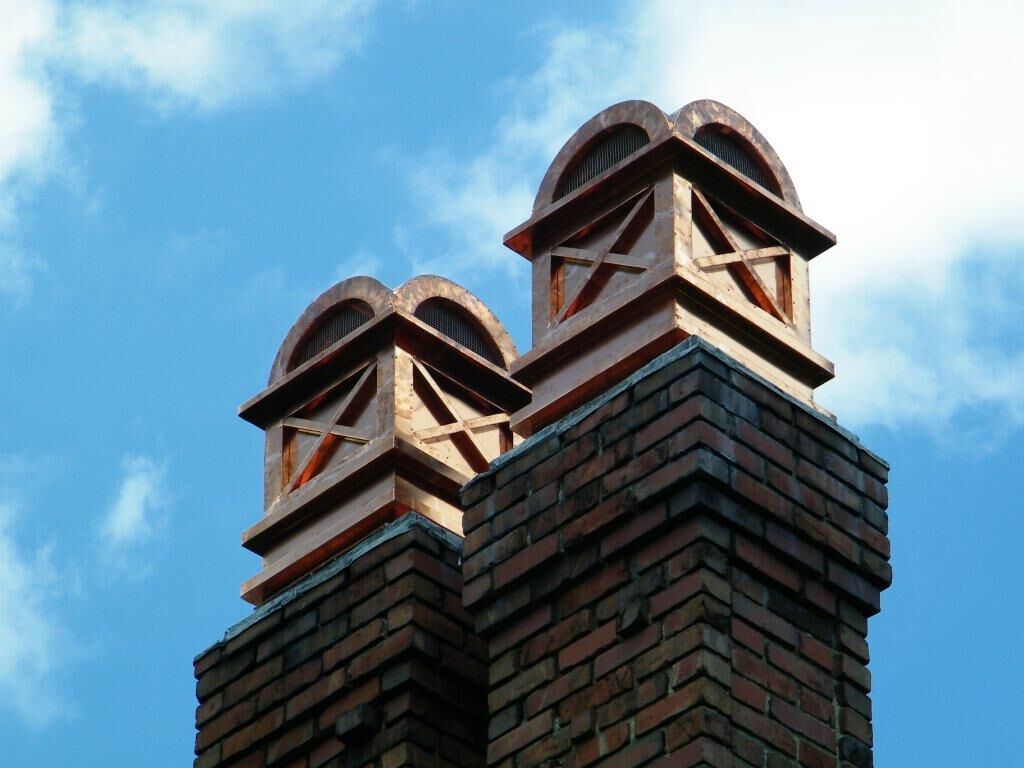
[335,246,383,283]
[99,455,168,561]
[0,461,70,728]
[404,0,1024,435]
[0,0,60,304]
[59,0,377,112]
[0,1,58,218]
[633,0,1024,433]
[403,27,642,283]
[0,0,378,310]
[0,452,170,729]
[0,242,45,307]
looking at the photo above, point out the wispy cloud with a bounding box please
[0,459,71,728]
[0,451,171,728]
[0,242,45,307]
[402,0,1024,436]
[99,455,168,572]
[59,0,377,112]
[0,0,378,309]
[0,1,60,305]
[335,246,383,283]
[401,27,642,288]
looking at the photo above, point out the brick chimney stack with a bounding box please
[461,340,889,767]
[193,99,892,768]
[459,99,891,768]
[194,276,527,767]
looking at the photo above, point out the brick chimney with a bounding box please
[461,340,889,767]
[194,276,528,767]
[193,99,892,768]
[461,100,892,767]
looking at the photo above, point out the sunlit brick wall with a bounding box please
[461,340,891,768]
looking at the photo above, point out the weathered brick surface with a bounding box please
[461,341,891,768]
[194,519,487,768]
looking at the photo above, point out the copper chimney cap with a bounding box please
[237,275,529,604]
[503,99,836,435]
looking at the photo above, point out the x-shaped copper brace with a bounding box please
[412,359,507,474]
[552,188,653,324]
[286,362,377,491]
[691,189,791,325]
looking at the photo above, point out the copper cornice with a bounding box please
[240,309,529,429]
[505,133,836,261]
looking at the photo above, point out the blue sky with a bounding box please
[0,1,1021,765]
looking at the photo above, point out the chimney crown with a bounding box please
[504,99,836,435]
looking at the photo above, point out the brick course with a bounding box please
[461,339,891,768]
[193,517,487,768]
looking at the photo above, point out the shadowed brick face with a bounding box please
[461,341,891,768]
[193,522,487,768]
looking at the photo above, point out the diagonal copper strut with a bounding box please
[412,359,492,474]
[692,189,791,325]
[287,362,377,491]
[553,189,653,325]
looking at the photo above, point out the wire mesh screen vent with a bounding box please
[296,302,372,367]
[415,298,501,365]
[695,129,779,194]
[555,126,650,200]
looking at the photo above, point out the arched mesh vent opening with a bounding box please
[694,128,780,195]
[414,298,502,366]
[294,301,373,368]
[555,125,650,200]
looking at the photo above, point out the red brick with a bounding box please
[766,522,824,574]
[601,732,663,768]
[635,678,721,735]
[221,706,284,760]
[800,633,834,671]
[323,619,385,670]
[732,618,766,654]
[488,658,557,711]
[266,720,314,765]
[492,534,559,591]
[523,665,590,717]
[732,676,767,711]
[634,396,704,453]
[593,623,661,678]
[767,645,833,699]
[490,604,552,657]
[599,501,668,558]
[734,594,799,647]
[195,698,256,752]
[315,676,380,731]
[736,417,796,471]
[799,738,835,768]
[633,448,731,504]
[770,697,836,750]
[800,689,833,724]
[601,440,668,497]
[736,537,802,593]
[559,620,617,671]
[573,721,630,766]
[733,701,795,756]
[487,711,552,763]
[521,608,593,666]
